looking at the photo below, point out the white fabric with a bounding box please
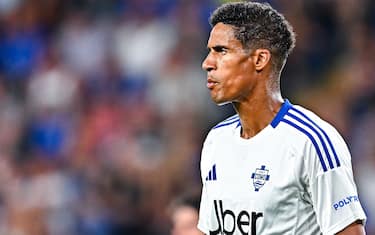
[198,101,366,235]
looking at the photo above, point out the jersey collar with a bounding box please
[270,99,293,128]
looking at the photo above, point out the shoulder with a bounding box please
[278,102,347,173]
[276,103,341,143]
[212,114,240,130]
[204,114,240,139]
[201,114,239,152]
[270,100,334,141]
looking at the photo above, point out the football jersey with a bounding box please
[198,100,366,235]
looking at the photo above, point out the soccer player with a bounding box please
[198,2,366,235]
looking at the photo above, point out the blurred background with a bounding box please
[0,0,373,234]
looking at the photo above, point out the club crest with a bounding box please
[251,165,270,192]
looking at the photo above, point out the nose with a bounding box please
[202,53,215,72]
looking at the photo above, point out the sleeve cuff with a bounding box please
[323,214,366,235]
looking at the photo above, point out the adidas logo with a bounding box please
[205,164,217,181]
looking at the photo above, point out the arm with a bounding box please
[303,120,367,234]
[336,221,365,235]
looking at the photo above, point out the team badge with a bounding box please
[251,165,270,192]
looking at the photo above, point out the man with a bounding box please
[169,191,204,235]
[198,2,366,235]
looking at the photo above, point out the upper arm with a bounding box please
[304,122,367,234]
[336,221,365,235]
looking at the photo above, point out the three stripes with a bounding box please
[281,106,341,172]
[206,164,217,181]
[213,115,240,129]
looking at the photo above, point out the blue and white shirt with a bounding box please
[198,100,366,235]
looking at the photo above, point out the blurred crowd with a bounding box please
[0,0,374,234]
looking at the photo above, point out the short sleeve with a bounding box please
[307,127,366,234]
[197,131,213,234]
[197,180,209,234]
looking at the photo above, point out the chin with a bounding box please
[216,101,232,106]
[211,97,232,106]
[211,92,233,106]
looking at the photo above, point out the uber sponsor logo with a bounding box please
[210,200,263,235]
[333,195,359,210]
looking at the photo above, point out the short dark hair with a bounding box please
[210,1,296,73]
[168,190,201,216]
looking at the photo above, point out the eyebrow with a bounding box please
[208,45,228,52]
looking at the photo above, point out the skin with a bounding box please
[171,206,204,235]
[202,22,365,234]
[202,22,283,139]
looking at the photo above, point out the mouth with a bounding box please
[207,77,218,89]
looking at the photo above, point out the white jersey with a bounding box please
[198,100,366,235]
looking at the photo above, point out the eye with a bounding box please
[220,49,228,55]
[213,46,228,55]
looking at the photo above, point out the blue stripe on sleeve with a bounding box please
[224,115,239,122]
[286,112,335,169]
[213,118,240,129]
[290,107,340,167]
[281,119,328,172]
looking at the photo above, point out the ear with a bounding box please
[253,49,271,72]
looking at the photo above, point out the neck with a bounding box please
[233,91,283,139]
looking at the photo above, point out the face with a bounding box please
[171,206,203,235]
[202,23,256,105]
